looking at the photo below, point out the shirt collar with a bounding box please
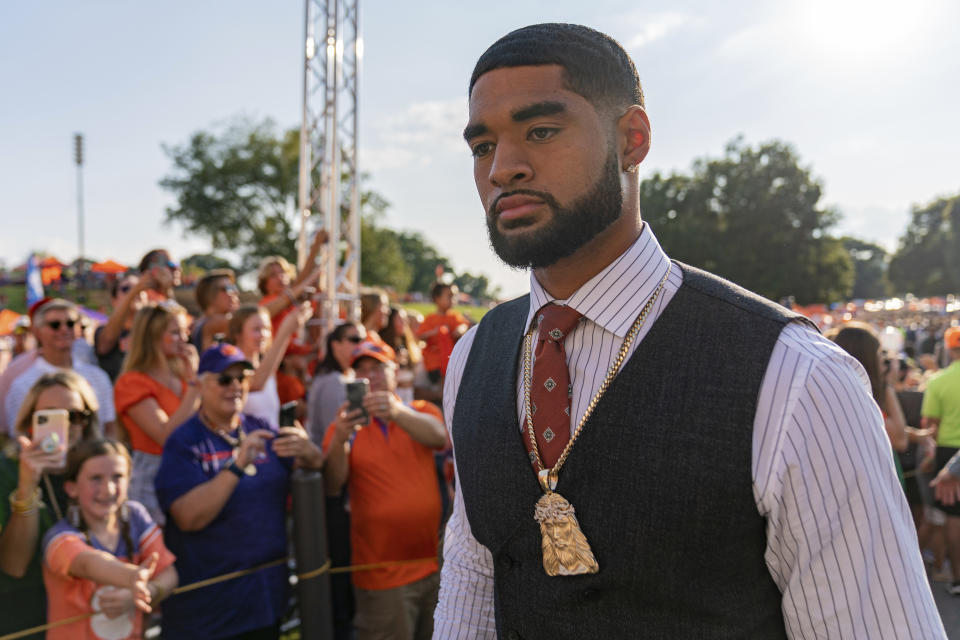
[526,223,672,338]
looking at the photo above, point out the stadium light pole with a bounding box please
[74,133,86,289]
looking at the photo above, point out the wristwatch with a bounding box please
[225,457,244,479]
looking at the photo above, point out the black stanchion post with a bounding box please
[292,468,334,640]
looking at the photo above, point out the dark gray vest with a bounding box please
[452,263,809,639]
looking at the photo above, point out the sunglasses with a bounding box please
[218,284,238,294]
[118,284,133,294]
[217,372,251,386]
[69,409,93,427]
[46,319,77,331]
[342,335,363,344]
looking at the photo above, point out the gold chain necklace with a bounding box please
[523,263,671,576]
[198,411,257,476]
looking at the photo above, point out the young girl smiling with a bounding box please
[42,439,177,639]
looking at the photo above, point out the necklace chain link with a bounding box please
[523,264,672,478]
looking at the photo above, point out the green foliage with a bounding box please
[842,237,890,299]
[454,272,501,300]
[182,253,235,273]
[641,137,853,304]
[160,119,301,272]
[159,117,499,299]
[394,231,451,294]
[359,217,412,292]
[888,195,960,295]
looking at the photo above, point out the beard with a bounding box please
[486,150,623,270]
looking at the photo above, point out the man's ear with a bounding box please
[617,106,651,172]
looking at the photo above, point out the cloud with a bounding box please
[626,12,691,48]
[364,97,468,171]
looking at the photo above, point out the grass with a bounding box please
[402,303,490,323]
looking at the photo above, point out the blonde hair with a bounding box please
[13,370,101,439]
[121,301,188,379]
[256,257,294,295]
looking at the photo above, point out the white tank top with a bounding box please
[244,375,280,427]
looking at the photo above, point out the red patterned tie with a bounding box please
[524,304,583,469]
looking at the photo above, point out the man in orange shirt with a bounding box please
[323,342,447,640]
[416,282,471,384]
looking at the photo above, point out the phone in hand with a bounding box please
[279,401,298,427]
[32,409,69,467]
[345,379,370,423]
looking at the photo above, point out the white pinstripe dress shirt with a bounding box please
[433,224,945,639]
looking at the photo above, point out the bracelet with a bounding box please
[284,288,297,305]
[9,487,41,515]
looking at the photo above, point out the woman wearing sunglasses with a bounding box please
[137,249,181,304]
[154,343,322,639]
[95,273,149,382]
[190,270,240,352]
[113,302,200,525]
[0,370,101,636]
[307,322,365,447]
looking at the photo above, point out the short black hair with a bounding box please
[430,281,456,301]
[469,24,643,114]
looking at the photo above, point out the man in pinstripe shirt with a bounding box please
[433,23,944,638]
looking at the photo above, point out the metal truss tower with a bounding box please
[298,0,361,329]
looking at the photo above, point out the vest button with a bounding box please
[506,631,522,640]
[498,555,514,570]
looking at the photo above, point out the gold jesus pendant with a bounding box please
[534,470,599,576]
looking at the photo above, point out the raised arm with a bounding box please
[250,302,312,392]
[96,278,148,357]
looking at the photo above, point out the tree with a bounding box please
[888,195,960,295]
[160,118,301,272]
[182,253,235,272]
[455,272,501,300]
[640,137,853,304]
[359,215,412,292]
[394,231,452,295]
[160,117,499,298]
[841,237,890,299]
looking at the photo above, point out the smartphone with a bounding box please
[345,379,370,422]
[279,400,298,427]
[33,409,69,467]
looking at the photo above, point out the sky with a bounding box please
[1,0,958,298]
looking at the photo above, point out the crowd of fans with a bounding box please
[1,242,958,638]
[0,244,471,640]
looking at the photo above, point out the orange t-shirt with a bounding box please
[43,502,176,640]
[323,399,443,590]
[417,311,468,373]
[114,371,184,455]
[276,371,306,404]
[259,294,291,336]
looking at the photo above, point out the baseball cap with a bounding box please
[945,327,960,350]
[350,341,395,367]
[198,343,254,375]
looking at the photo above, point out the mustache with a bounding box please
[487,188,562,218]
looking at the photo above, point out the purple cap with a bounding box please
[197,343,253,375]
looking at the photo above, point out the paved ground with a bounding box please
[932,578,959,638]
